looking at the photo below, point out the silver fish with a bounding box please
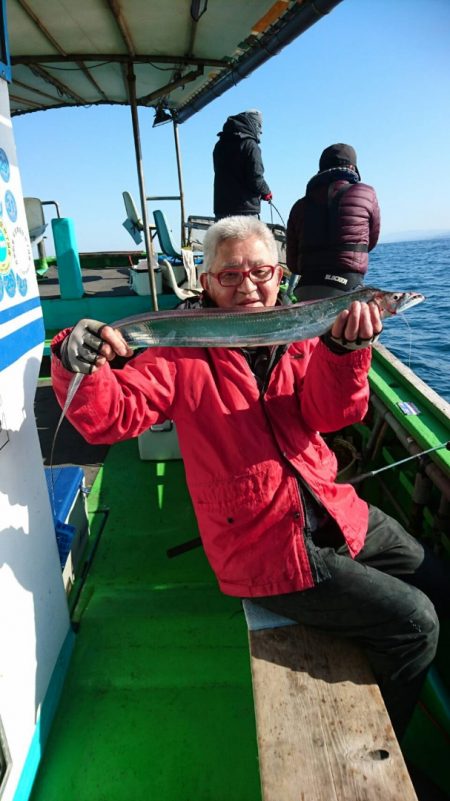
[112,286,425,349]
[58,287,424,431]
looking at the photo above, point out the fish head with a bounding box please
[371,290,425,317]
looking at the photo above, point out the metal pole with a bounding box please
[127,64,159,311]
[173,120,187,247]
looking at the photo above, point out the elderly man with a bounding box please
[51,216,447,739]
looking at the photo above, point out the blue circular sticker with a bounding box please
[3,269,16,298]
[5,191,17,222]
[0,149,10,182]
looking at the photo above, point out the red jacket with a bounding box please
[51,331,371,597]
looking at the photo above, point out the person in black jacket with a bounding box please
[287,144,380,300]
[213,110,272,220]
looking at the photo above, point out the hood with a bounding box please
[318,143,361,179]
[218,110,262,142]
[306,166,360,193]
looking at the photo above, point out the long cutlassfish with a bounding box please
[113,286,424,349]
[58,286,425,424]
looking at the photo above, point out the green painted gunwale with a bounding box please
[370,345,450,475]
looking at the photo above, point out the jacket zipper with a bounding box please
[259,346,326,518]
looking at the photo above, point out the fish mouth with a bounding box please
[398,292,426,313]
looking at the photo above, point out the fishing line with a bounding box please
[268,200,286,229]
[49,373,85,508]
[398,312,413,369]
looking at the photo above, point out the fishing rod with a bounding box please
[348,440,450,486]
[167,441,450,558]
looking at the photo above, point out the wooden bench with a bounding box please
[243,601,418,801]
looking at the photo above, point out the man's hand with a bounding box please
[262,193,273,202]
[59,319,133,374]
[329,301,383,350]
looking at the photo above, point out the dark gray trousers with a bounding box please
[252,505,449,738]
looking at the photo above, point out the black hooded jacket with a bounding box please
[213,111,271,218]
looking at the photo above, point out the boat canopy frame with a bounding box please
[7,0,342,121]
[5,0,343,311]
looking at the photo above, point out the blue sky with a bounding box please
[12,0,450,255]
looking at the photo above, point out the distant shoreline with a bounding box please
[379,232,450,245]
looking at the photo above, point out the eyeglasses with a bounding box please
[208,265,277,287]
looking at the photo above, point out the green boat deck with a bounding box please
[29,331,450,800]
[30,441,261,801]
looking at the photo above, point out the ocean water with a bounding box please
[368,237,450,402]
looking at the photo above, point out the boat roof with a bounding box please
[6,0,342,122]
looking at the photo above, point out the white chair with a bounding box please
[159,260,200,301]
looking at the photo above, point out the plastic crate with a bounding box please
[45,466,89,591]
[129,261,162,295]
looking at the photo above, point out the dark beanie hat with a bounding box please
[319,143,360,179]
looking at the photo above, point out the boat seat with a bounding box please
[153,208,183,261]
[24,196,47,244]
[122,190,159,246]
[153,209,203,263]
[159,259,200,301]
[153,209,203,297]
[243,599,419,801]
[24,196,50,276]
[122,190,144,245]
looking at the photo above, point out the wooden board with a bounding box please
[249,624,418,801]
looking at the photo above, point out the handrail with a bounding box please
[41,200,61,218]
[146,119,187,246]
[146,195,180,201]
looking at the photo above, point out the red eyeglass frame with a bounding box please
[207,264,278,287]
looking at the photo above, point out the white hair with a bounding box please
[202,216,278,272]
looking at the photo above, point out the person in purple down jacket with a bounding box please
[286,143,381,300]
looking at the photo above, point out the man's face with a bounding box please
[200,235,282,309]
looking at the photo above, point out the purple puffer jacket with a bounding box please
[286,167,380,279]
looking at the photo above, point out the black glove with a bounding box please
[322,329,381,354]
[59,318,106,374]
